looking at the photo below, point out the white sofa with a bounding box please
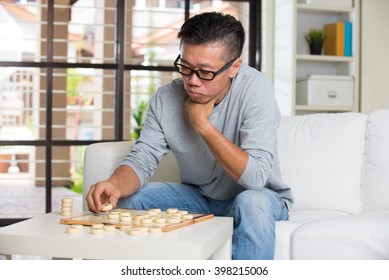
[83,109,389,260]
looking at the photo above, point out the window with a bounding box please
[0,0,260,225]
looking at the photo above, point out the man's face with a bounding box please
[179,43,241,105]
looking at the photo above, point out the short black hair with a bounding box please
[177,12,245,61]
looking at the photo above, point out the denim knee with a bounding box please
[233,189,275,213]
[233,188,288,222]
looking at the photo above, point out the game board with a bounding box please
[60,208,214,232]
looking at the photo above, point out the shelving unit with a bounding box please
[274,0,360,116]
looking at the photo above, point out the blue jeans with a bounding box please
[117,182,289,260]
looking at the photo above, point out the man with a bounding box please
[86,11,293,260]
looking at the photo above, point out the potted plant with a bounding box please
[131,100,149,140]
[304,28,325,55]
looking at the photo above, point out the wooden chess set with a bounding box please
[59,203,214,235]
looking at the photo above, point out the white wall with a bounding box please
[261,0,275,81]
[360,0,389,114]
[272,0,295,116]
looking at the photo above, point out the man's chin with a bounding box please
[189,97,208,104]
[187,93,208,104]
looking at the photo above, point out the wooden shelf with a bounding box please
[297,54,354,62]
[297,3,354,14]
[295,105,355,112]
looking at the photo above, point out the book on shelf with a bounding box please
[323,21,352,57]
[323,22,344,56]
[344,21,352,57]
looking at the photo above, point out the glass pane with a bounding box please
[52,68,115,141]
[0,145,84,219]
[0,146,45,219]
[126,0,184,65]
[0,67,46,140]
[126,0,250,66]
[53,0,116,63]
[0,1,46,62]
[51,146,84,214]
[123,70,180,140]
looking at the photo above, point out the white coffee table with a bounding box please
[0,212,233,260]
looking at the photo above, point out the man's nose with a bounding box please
[188,72,202,85]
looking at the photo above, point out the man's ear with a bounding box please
[229,58,242,78]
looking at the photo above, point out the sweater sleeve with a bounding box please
[236,75,280,190]
[121,92,170,186]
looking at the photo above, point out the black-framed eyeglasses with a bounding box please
[173,54,237,81]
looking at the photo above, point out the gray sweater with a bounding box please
[123,64,294,209]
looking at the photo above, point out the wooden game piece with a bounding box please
[147,211,159,217]
[61,202,72,208]
[71,224,83,230]
[91,228,104,235]
[128,229,143,236]
[120,216,132,223]
[154,217,167,224]
[133,215,144,221]
[91,223,104,230]
[108,213,119,220]
[178,210,188,215]
[136,226,149,233]
[104,224,115,231]
[141,218,153,225]
[66,226,80,234]
[149,208,161,213]
[120,225,132,232]
[171,213,182,219]
[167,208,178,214]
[61,206,72,212]
[101,203,113,212]
[149,226,162,233]
[119,212,132,219]
[120,212,131,218]
[183,214,194,220]
[61,211,72,217]
[62,198,73,204]
[167,218,180,224]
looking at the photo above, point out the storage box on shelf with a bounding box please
[296,75,354,108]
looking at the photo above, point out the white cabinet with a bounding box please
[274,0,359,116]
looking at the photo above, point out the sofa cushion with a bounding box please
[275,221,303,260]
[277,113,368,214]
[362,109,389,212]
[291,211,389,259]
[275,210,348,259]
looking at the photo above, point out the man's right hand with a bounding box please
[86,180,121,213]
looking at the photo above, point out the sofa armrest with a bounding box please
[82,141,180,210]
